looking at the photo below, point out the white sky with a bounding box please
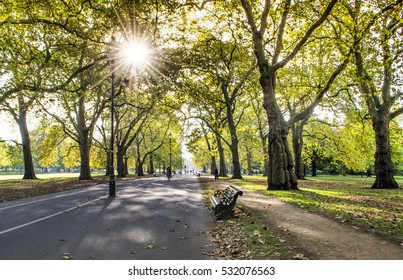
[0,112,20,142]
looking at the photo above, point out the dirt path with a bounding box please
[233,185,403,260]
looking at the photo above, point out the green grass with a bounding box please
[228,175,403,243]
[0,172,156,202]
[0,171,107,180]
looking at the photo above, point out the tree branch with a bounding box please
[288,53,350,125]
[272,0,291,64]
[272,0,339,71]
[390,107,403,120]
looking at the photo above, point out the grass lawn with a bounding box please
[0,173,107,202]
[0,172,156,202]
[228,175,403,243]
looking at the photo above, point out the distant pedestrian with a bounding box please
[166,166,172,181]
[214,168,219,180]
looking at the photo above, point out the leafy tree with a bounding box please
[114,85,156,177]
[190,9,255,180]
[0,141,12,169]
[186,125,217,173]
[346,0,403,188]
[239,0,348,189]
[35,122,65,170]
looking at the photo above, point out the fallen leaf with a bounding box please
[62,253,75,260]
[293,253,309,260]
[145,244,156,249]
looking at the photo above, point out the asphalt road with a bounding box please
[0,175,216,260]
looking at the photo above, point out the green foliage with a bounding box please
[0,142,12,167]
[60,140,80,169]
[36,125,64,168]
[390,121,403,172]
[1,0,402,182]
[4,144,23,168]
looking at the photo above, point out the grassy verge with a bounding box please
[0,173,150,202]
[199,177,297,259]
[228,175,403,244]
[0,177,106,202]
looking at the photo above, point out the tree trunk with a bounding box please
[262,135,269,177]
[267,121,298,190]
[292,119,308,180]
[77,95,92,180]
[229,138,242,179]
[354,46,399,189]
[116,146,126,177]
[247,150,252,175]
[312,159,317,177]
[202,125,217,175]
[136,145,144,176]
[125,156,129,175]
[263,78,298,190]
[149,153,154,174]
[224,87,243,179]
[216,135,227,177]
[105,151,110,176]
[371,117,399,189]
[78,137,92,180]
[240,0,339,189]
[18,100,37,179]
[210,157,217,175]
[137,159,144,176]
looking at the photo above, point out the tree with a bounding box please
[346,0,403,188]
[239,0,345,189]
[0,141,12,169]
[0,19,54,179]
[0,0,115,180]
[249,90,269,176]
[39,46,110,180]
[35,121,65,170]
[114,85,156,177]
[181,30,255,179]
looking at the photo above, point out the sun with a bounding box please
[119,39,151,67]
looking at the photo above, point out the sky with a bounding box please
[0,113,20,142]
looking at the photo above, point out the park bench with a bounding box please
[210,185,243,219]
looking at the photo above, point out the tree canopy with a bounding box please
[0,0,402,188]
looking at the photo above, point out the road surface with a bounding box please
[0,175,215,260]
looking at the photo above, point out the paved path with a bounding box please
[0,175,215,260]
[230,183,403,260]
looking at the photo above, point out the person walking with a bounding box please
[214,168,219,180]
[166,166,172,181]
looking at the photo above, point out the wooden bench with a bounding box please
[210,185,243,218]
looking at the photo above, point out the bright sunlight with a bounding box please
[119,39,151,68]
